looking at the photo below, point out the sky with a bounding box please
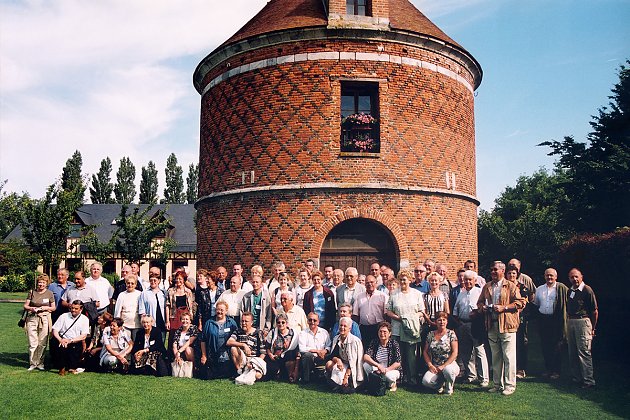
[1,0,629,210]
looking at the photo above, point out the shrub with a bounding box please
[0,273,34,292]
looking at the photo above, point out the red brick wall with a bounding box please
[328,0,389,17]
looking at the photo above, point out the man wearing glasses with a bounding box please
[298,312,331,383]
[411,264,430,293]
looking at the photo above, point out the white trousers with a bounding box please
[421,361,460,392]
[363,362,400,385]
[487,322,516,390]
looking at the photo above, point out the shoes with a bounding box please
[462,378,477,385]
[502,387,515,396]
[479,381,490,388]
[27,366,37,371]
[59,368,66,376]
[36,365,45,371]
[516,370,526,379]
[581,383,596,389]
[445,389,453,395]
[75,368,85,374]
[437,386,445,394]
[550,373,560,380]
[390,383,397,392]
[488,387,501,393]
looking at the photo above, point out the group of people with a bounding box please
[22,258,598,395]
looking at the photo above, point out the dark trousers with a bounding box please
[58,342,83,370]
[538,314,563,374]
[360,323,379,349]
[516,320,528,371]
[300,351,326,383]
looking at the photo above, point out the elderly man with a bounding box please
[298,312,331,383]
[477,261,526,396]
[226,312,267,382]
[85,262,113,314]
[240,275,272,332]
[329,268,345,298]
[62,271,99,308]
[436,263,454,296]
[453,270,489,387]
[566,268,598,389]
[52,300,90,375]
[424,259,436,276]
[464,260,486,286]
[49,268,74,322]
[534,268,568,380]
[331,303,362,339]
[218,275,244,325]
[353,275,387,348]
[276,292,308,331]
[336,267,366,307]
[507,258,536,379]
[410,264,429,293]
[216,266,229,291]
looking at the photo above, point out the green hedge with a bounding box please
[0,272,38,292]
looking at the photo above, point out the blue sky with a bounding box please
[1,0,628,209]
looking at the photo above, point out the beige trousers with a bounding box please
[25,314,50,368]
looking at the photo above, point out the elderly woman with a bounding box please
[166,270,196,351]
[326,317,364,393]
[422,311,459,395]
[23,274,56,371]
[303,270,336,330]
[385,269,425,386]
[100,317,133,372]
[271,272,293,316]
[265,313,299,382]
[200,301,239,379]
[363,321,402,391]
[132,315,168,376]
[194,269,223,330]
[172,312,199,377]
[114,273,142,342]
[84,312,113,371]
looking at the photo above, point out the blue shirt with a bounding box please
[410,280,430,294]
[49,281,74,308]
[312,290,326,324]
[331,320,362,339]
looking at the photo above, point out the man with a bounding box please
[477,261,526,396]
[240,275,272,332]
[464,260,486,286]
[51,300,90,375]
[304,259,316,274]
[49,268,74,322]
[233,264,245,287]
[276,292,308,331]
[534,268,568,380]
[217,276,244,325]
[217,266,229,291]
[410,264,429,293]
[566,268,598,389]
[298,312,331,383]
[352,275,387,348]
[226,312,267,381]
[378,267,395,294]
[329,268,345,298]
[436,263,453,296]
[370,262,383,286]
[267,261,285,296]
[453,270,488,387]
[336,267,366,307]
[507,258,536,379]
[331,303,362,339]
[449,268,466,312]
[85,262,113,314]
[323,265,335,288]
[112,264,142,303]
[424,259,436,276]
[62,271,99,308]
[130,262,147,289]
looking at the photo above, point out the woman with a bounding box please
[84,312,113,371]
[166,271,196,351]
[294,269,312,308]
[363,321,403,391]
[132,315,168,376]
[100,317,133,372]
[302,271,336,330]
[385,269,424,386]
[23,274,56,371]
[194,269,222,330]
[422,272,450,337]
[325,317,364,393]
[271,272,293,316]
[265,313,299,382]
[200,301,239,379]
[114,274,142,342]
[138,274,167,342]
[422,311,459,395]
[172,312,199,377]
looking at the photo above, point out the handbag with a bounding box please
[367,371,388,396]
[82,301,100,324]
[171,360,193,378]
[18,290,33,328]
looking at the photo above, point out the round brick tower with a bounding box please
[194,0,482,274]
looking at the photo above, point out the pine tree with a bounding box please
[114,157,136,204]
[186,163,199,204]
[61,150,85,200]
[89,157,114,204]
[139,161,159,204]
[162,153,184,204]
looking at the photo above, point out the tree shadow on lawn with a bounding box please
[0,352,29,369]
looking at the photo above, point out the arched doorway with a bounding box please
[319,218,398,275]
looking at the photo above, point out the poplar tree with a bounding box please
[186,163,199,204]
[89,157,114,204]
[114,157,136,204]
[139,161,159,204]
[162,153,184,204]
[61,150,85,200]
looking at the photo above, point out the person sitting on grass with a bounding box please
[200,301,239,379]
[172,312,199,377]
[226,312,267,384]
[363,321,402,392]
[326,316,364,393]
[100,317,133,372]
[132,315,169,377]
[51,300,90,376]
[265,313,299,382]
[421,311,459,395]
[84,312,113,371]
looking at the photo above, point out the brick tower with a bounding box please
[193,0,482,274]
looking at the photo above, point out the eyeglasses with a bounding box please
[414,270,425,273]
[277,321,287,325]
[307,319,318,323]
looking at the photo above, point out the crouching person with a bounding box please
[326,317,364,393]
[100,317,133,372]
[51,300,90,376]
[227,312,267,384]
[298,312,331,383]
[363,321,402,392]
[131,315,169,376]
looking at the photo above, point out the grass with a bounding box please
[0,292,30,301]
[1,301,629,419]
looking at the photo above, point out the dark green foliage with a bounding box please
[0,182,30,240]
[162,153,184,204]
[139,161,159,204]
[89,157,114,204]
[114,157,136,204]
[0,241,39,275]
[186,163,199,204]
[60,150,85,200]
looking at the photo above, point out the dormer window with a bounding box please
[347,0,370,16]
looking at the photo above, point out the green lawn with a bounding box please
[1,301,628,419]
[0,292,29,301]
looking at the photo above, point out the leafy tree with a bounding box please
[114,157,136,204]
[90,157,114,204]
[186,163,199,204]
[0,181,30,240]
[539,60,630,233]
[20,183,83,276]
[61,150,85,200]
[162,153,184,204]
[112,204,175,265]
[139,161,159,204]
[79,227,115,264]
[0,240,40,275]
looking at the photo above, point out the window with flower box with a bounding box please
[341,82,380,154]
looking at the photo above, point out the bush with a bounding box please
[101,272,118,285]
[0,273,36,292]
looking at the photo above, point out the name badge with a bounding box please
[327,297,331,302]
[150,340,155,345]
[224,328,231,333]
[42,298,49,304]
[569,291,575,299]
[255,304,261,310]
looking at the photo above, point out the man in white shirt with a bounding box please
[352,275,387,348]
[52,300,90,375]
[298,312,331,383]
[453,270,488,387]
[217,276,244,325]
[85,262,113,314]
[276,292,308,331]
[336,267,365,307]
[131,262,148,290]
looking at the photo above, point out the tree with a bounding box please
[539,60,630,233]
[114,157,136,204]
[0,180,30,240]
[162,153,184,204]
[0,240,40,275]
[90,157,114,204]
[112,204,176,265]
[186,163,199,204]
[19,183,83,276]
[139,161,159,204]
[61,150,85,200]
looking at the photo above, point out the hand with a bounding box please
[494,305,504,313]
[200,355,207,365]
[165,321,170,330]
[90,348,99,356]
[134,351,143,362]
[377,365,388,375]
[316,349,327,359]
[342,376,349,387]
[60,338,70,348]
[436,364,445,373]
[428,363,438,374]
[336,360,343,371]
[120,356,129,366]
[243,345,252,357]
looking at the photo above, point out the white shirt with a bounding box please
[294,284,312,308]
[535,282,557,315]
[86,276,113,310]
[114,290,142,329]
[298,327,331,353]
[453,287,482,321]
[217,290,244,317]
[52,312,90,340]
